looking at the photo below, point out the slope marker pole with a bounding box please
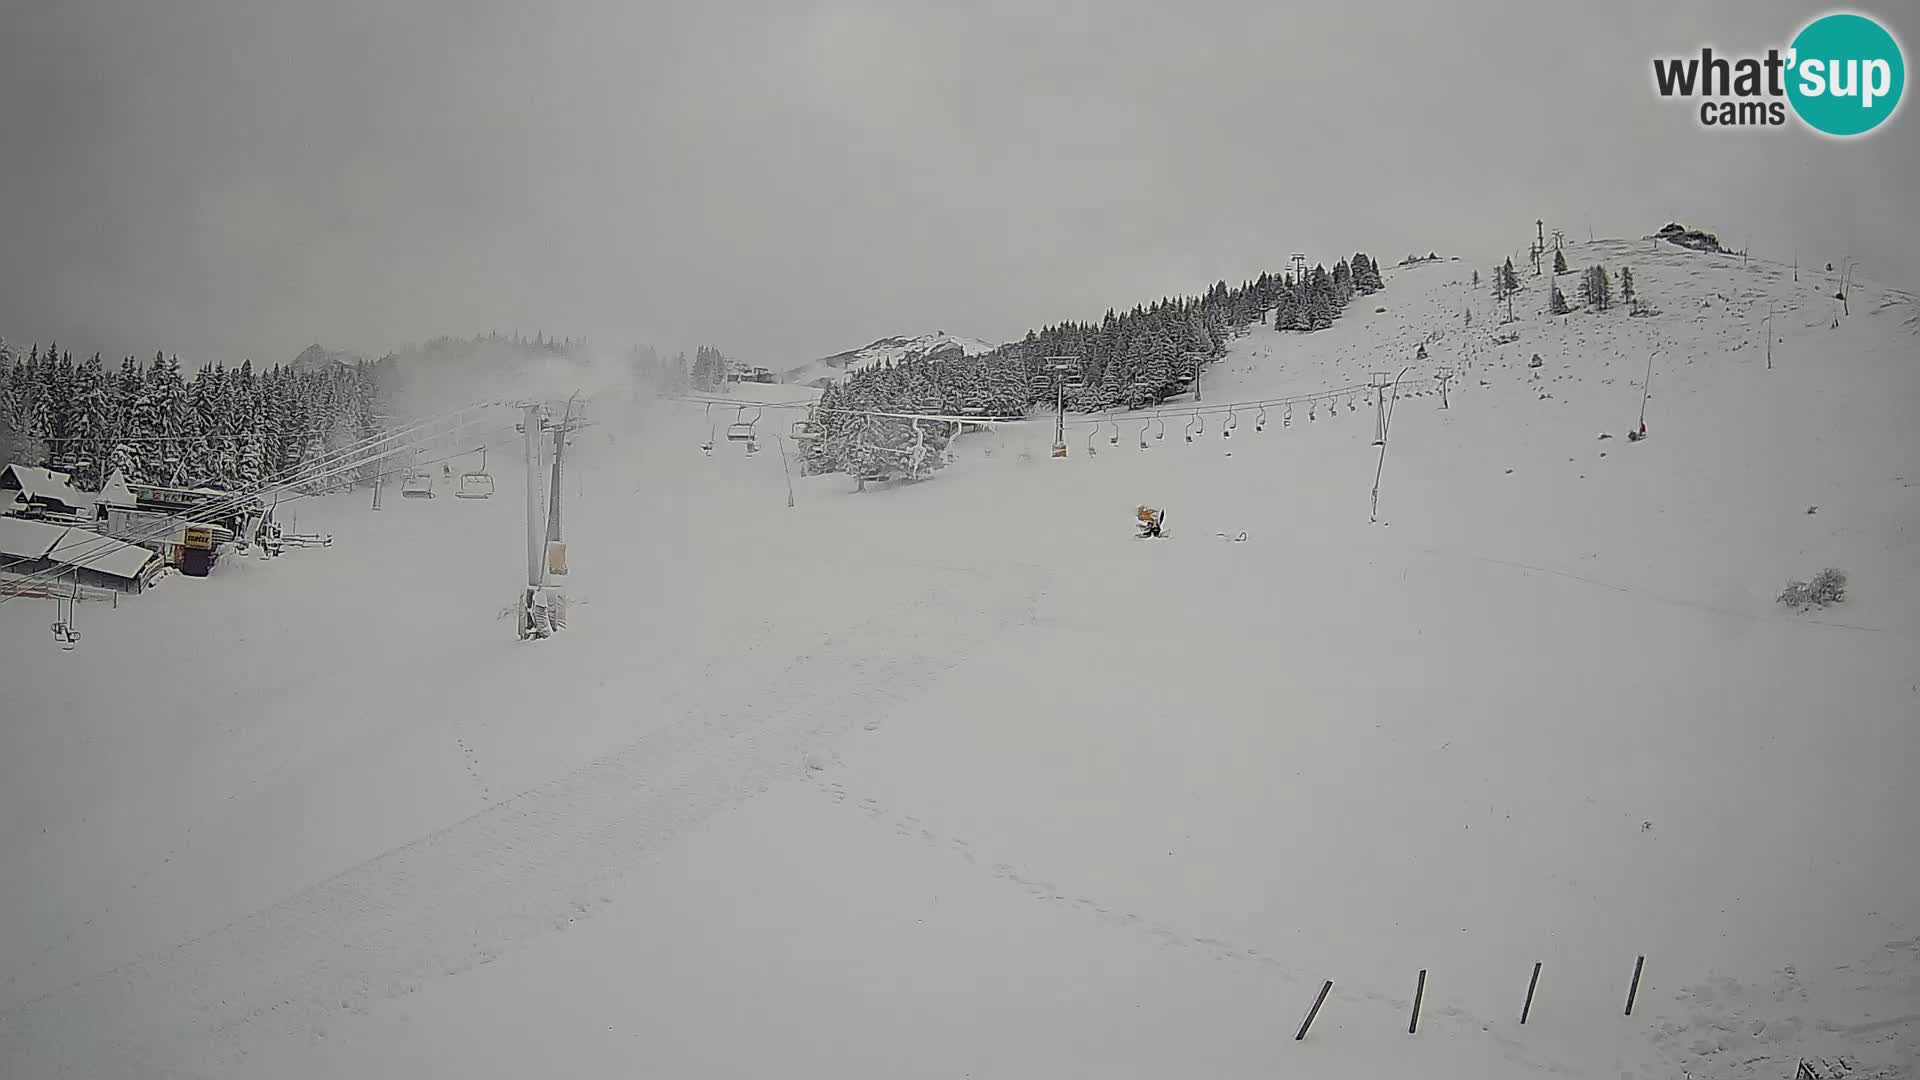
[1295,980,1333,1041]
[1409,969,1427,1034]
[1521,962,1543,1024]
[1625,955,1646,1016]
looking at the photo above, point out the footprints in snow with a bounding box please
[807,772,1578,1073]
[454,735,490,803]
[812,774,1299,975]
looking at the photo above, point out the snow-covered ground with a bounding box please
[781,330,1001,387]
[2,240,1916,1079]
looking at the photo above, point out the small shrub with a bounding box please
[1809,567,1847,605]
[1778,568,1848,611]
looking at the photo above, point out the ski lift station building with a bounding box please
[0,515,164,594]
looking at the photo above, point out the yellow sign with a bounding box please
[183,525,214,549]
[545,541,570,576]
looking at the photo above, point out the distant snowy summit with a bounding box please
[290,344,365,374]
[1652,222,1728,254]
[784,331,1000,388]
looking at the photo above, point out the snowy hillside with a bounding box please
[2,238,1916,1080]
[783,330,1000,387]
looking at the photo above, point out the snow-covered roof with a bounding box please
[0,463,92,512]
[0,514,63,560]
[0,515,159,580]
[97,470,139,509]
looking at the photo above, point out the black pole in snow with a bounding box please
[1295,980,1333,1041]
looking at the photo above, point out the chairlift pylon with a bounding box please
[456,447,495,499]
[49,576,81,650]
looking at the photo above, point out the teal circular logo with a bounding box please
[1787,13,1905,136]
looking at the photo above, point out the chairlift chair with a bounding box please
[1086,427,1098,457]
[401,467,435,498]
[1108,421,1120,446]
[725,405,756,443]
[1154,416,1166,441]
[1283,403,1293,428]
[1256,405,1267,432]
[456,448,495,499]
[700,402,717,454]
[1223,408,1237,438]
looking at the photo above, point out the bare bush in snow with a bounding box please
[1778,568,1848,611]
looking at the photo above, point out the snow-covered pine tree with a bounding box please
[1272,275,1300,331]
[185,365,220,486]
[115,356,142,423]
[1307,265,1335,330]
[1349,254,1376,295]
[1620,265,1636,306]
[1550,283,1570,315]
[15,348,49,467]
[1501,257,1521,294]
[45,347,76,464]
[0,351,23,467]
[130,359,169,482]
[158,356,191,484]
[73,354,112,488]
[1471,269,1481,289]
[1553,248,1569,275]
[1582,265,1612,311]
[106,441,139,484]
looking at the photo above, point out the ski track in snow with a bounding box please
[0,560,1052,1078]
[807,772,1598,1080]
[1646,935,1920,1080]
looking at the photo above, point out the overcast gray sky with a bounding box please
[2,0,1914,369]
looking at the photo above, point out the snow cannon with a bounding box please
[1135,505,1165,538]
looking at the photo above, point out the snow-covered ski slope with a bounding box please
[2,239,1916,1079]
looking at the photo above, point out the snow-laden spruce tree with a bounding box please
[1550,283,1570,315]
[1582,265,1612,311]
[1553,248,1569,275]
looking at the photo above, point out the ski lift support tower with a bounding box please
[1041,355,1080,458]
